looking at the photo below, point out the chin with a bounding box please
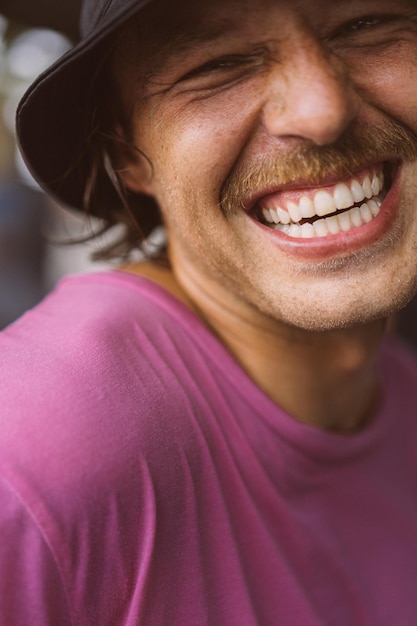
[278,292,416,333]
[254,266,417,333]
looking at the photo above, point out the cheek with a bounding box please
[350,43,417,130]
[146,85,265,197]
[376,73,417,127]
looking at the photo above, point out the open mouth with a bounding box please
[256,164,393,239]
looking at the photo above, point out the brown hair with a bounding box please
[78,24,166,262]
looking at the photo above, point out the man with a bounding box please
[1,0,417,623]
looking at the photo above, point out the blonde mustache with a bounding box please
[220,120,417,213]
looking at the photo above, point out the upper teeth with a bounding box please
[261,170,384,238]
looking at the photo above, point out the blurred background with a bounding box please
[0,1,416,348]
[0,0,110,329]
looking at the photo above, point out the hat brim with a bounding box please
[16,0,153,211]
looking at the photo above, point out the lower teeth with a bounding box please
[271,196,383,239]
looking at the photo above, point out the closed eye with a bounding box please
[344,16,384,32]
[179,49,267,82]
[329,13,414,40]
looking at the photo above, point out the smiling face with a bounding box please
[115,0,417,331]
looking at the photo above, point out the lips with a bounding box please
[255,164,390,239]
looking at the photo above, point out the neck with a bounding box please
[207,309,385,433]
[124,261,386,433]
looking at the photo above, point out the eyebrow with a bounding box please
[160,19,237,55]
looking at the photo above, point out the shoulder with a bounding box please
[0,269,200,401]
[0,271,207,493]
[0,268,230,486]
[0,272,156,414]
[0,272,212,597]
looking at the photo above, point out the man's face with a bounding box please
[117,0,417,331]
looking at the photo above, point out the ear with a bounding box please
[111,124,154,196]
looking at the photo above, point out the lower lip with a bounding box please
[252,166,402,260]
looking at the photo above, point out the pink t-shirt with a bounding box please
[1,270,417,625]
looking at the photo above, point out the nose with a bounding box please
[263,33,361,146]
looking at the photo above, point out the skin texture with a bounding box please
[119,0,417,431]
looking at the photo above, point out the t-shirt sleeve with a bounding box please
[0,479,73,626]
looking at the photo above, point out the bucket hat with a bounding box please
[16,0,155,212]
